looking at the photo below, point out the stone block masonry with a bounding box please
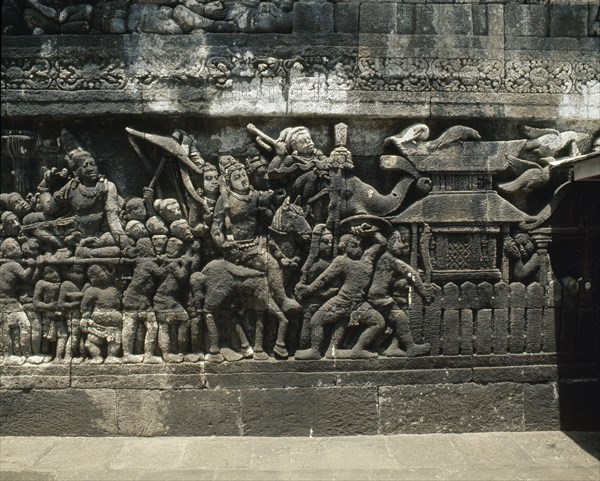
[1,0,599,437]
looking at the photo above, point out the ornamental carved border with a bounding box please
[2,52,599,94]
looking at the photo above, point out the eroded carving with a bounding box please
[0,122,596,364]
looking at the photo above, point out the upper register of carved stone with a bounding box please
[1,123,596,365]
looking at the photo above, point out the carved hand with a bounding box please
[294,282,310,301]
[275,141,288,157]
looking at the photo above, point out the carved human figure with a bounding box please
[23,0,93,34]
[211,155,300,315]
[504,232,541,284]
[0,192,32,219]
[58,264,87,363]
[294,225,387,360]
[33,266,66,363]
[1,211,22,240]
[368,228,432,357]
[121,237,163,364]
[187,163,219,241]
[128,0,224,34]
[0,239,36,364]
[268,127,330,221]
[153,198,184,226]
[80,265,123,364]
[154,237,191,363]
[124,197,148,224]
[298,224,335,349]
[50,129,127,250]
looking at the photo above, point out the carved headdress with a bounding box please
[60,128,95,173]
[218,155,245,180]
[277,126,311,153]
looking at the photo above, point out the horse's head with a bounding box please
[271,197,311,240]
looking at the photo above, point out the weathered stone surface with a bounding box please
[294,2,334,33]
[360,3,398,34]
[379,383,525,433]
[240,386,379,436]
[116,389,241,436]
[1,0,599,440]
[504,5,549,37]
[524,382,560,430]
[0,389,118,436]
[549,5,589,37]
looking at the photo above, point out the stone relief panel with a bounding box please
[1,121,598,365]
[1,0,295,35]
[3,48,598,97]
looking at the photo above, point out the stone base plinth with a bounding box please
[2,354,597,436]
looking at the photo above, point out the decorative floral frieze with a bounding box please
[2,52,599,95]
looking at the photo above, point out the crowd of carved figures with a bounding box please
[1,0,294,35]
[0,121,598,364]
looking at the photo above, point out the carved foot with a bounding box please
[205,352,224,363]
[241,345,254,359]
[26,354,46,365]
[221,348,243,362]
[144,355,164,364]
[406,343,431,358]
[163,353,184,363]
[382,346,407,357]
[87,357,104,365]
[105,356,122,364]
[42,355,53,363]
[325,347,338,359]
[50,356,64,364]
[5,355,26,365]
[273,344,288,359]
[184,352,204,363]
[71,357,84,365]
[336,349,378,359]
[253,350,269,361]
[294,348,321,360]
[123,354,144,364]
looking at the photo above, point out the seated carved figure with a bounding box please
[211,155,300,315]
[80,265,123,364]
[194,187,307,362]
[49,130,127,253]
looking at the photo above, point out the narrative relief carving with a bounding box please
[0,123,597,364]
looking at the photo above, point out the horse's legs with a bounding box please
[234,323,253,358]
[204,313,224,363]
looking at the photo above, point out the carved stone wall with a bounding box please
[1,0,599,435]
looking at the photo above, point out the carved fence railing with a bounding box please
[408,277,597,356]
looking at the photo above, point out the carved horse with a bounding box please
[190,199,310,362]
[268,196,311,276]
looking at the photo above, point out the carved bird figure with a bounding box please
[426,125,481,150]
[384,123,430,152]
[521,125,588,158]
[496,154,551,196]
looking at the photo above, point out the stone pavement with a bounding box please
[1,431,598,481]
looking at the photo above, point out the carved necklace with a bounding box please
[230,190,252,202]
[77,182,100,200]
